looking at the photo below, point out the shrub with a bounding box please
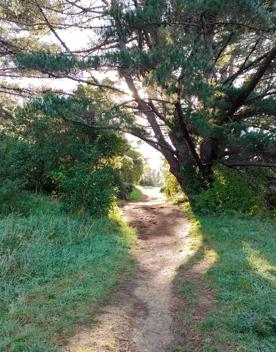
[160,163,187,202]
[0,181,35,216]
[116,181,134,200]
[193,165,263,214]
[0,93,137,216]
[54,163,117,216]
[161,170,181,199]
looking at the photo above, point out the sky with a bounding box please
[127,134,163,171]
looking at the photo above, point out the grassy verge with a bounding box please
[0,197,136,352]
[172,210,276,352]
[127,185,144,201]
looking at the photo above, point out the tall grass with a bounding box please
[0,199,136,352]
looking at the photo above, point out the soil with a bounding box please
[63,187,192,352]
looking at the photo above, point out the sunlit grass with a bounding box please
[0,198,136,352]
[126,185,144,201]
[174,211,276,352]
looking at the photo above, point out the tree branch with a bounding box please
[226,46,276,118]
[34,0,72,53]
[175,101,205,173]
[223,52,268,86]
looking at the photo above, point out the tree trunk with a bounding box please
[166,154,205,200]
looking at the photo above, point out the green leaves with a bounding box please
[15,52,77,74]
[15,52,101,75]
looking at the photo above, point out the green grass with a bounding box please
[0,198,136,352]
[127,185,144,201]
[174,211,276,352]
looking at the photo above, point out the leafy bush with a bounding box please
[55,163,117,216]
[1,92,142,216]
[0,181,35,216]
[193,165,263,214]
[161,169,181,199]
[160,162,187,202]
[116,180,134,200]
[114,150,144,185]
[127,185,144,201]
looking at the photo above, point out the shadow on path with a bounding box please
[63,187,191,352]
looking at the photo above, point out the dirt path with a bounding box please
[64,187,191,352]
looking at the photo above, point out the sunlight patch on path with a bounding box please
[63,189,191,352]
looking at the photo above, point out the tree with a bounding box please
[115,149,144,185]
[3,0,276,198]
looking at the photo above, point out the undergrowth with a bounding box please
[126,185,144,201]
[0,197,136,352]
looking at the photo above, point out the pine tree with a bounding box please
[3,0,276,197]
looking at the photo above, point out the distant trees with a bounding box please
[1,0,275,202]
[140,167,163,187]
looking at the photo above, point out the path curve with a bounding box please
[64,187,191,352]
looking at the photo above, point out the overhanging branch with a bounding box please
[226,46,276,119]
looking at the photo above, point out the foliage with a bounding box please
[0,197,136,351]
[126,185,144,201]
[193,165,264,214]
[4,0,275,200]
[113,148,144,199]
[161,163,182,200]
[0,91,143,216]
[56,163,117,216]
[0,181,32,217]
[140,167,163,187]
[174,211,276,351]
[161,162,269,214]
[115,149,144,185]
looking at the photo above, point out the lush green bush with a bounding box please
[56,163,117,216]
[116,180,134,200]
[161,167,181,199]
[193,165,263,214]
[160,162,187,202]
[161,161,269,214]
[0,181,35,216]
[127,185,144,201]
[112,149,144,199]
[115,150,144,185]
[0,92,143,216]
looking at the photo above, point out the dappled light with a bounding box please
[173,213,276,351]
[64,187,191,352]
[0,0,275,351]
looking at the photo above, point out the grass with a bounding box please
[0,197,136,352]
[126,185,144,201]
[173,210,276,352]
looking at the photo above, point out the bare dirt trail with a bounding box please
[64,187,191,352]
